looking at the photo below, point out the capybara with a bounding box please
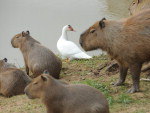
[0,58,16,72]
[129,0,150,81]
[11,31,62,79]
[25,72,109,113]
[80,9,150,93]
[0,58,31,97]
[129,0,150,15]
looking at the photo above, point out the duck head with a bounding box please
[63,25,75,32]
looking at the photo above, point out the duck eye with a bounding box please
[90,29,96,33]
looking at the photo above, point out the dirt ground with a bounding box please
[0,55,150,113]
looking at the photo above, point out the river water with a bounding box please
[0,0,132,67]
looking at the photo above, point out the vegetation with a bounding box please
[0,55,149,113]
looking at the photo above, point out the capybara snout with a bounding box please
[80,18,107,52]
[24,85,35,99]
[11,31,29,48]
[24,73,48,99]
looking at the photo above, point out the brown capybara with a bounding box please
[11,31,62,79]
[25,72,109,113]
[80,9,150,93]
[129,0,150,81]
[0,58,16,72]
[0,58,31,97]
[129,0,150,15]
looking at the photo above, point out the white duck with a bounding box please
[57,25,92,60]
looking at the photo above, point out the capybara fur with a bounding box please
[25,72,109,113]
[80,9,150,93]
[0,58,16,72]
[11,31,62,79]
[129,0,150,15]
[0,59,31,97]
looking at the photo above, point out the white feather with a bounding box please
[57,25,92,60]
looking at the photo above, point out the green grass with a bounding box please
[74,79,134,106]
[0,55,150,113]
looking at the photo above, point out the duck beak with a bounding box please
[72,29,76,32]
[69,26,76,32]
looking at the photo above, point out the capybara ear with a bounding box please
[137,0,142,3]
[3,58,7,62]
[43,70,49,75]
[26,31,30,35]
[22,31,26,37]
[41,75,48,81]
[99,18,106,29]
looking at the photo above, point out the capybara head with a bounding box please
[24,71,53,99]
[11,31,30,48]
[80,18,107,51]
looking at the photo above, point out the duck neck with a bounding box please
[61,28,68,40]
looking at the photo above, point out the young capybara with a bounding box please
[80,9,150,93]
[129,0,150,15]
[25,72,109,113]
[11,31,62,79]
[0,58,31,97]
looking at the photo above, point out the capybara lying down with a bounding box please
[129,0,150,15]
[25,72,109,113]
[0,58,16,71]
[80,9,150,93]
[0,58,31,97]
[11,31,62,79]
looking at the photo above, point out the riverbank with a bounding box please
[0,55,150,113]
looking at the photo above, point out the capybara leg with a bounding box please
[26,66,29,75]
[47,108,54,113]
[127,64,142,93]
[113,66,128,86]
[53,73,60,79]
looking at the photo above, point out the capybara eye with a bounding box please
[16,36,19,38]
[33,82,38,85]
[90,29,96,34]
[132,2,136,5]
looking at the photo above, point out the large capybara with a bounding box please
[129,0,150,15]
[11,31,62,79]
[80,9,150,93]
[25,72,109,113]
[0,58,31,97]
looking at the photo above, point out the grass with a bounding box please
[0,55,150,113]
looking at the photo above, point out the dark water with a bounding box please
[0,0,132,66]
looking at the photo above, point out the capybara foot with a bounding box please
[140,78,150,81]
[112,81,124,86]
[127,87,140,93]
